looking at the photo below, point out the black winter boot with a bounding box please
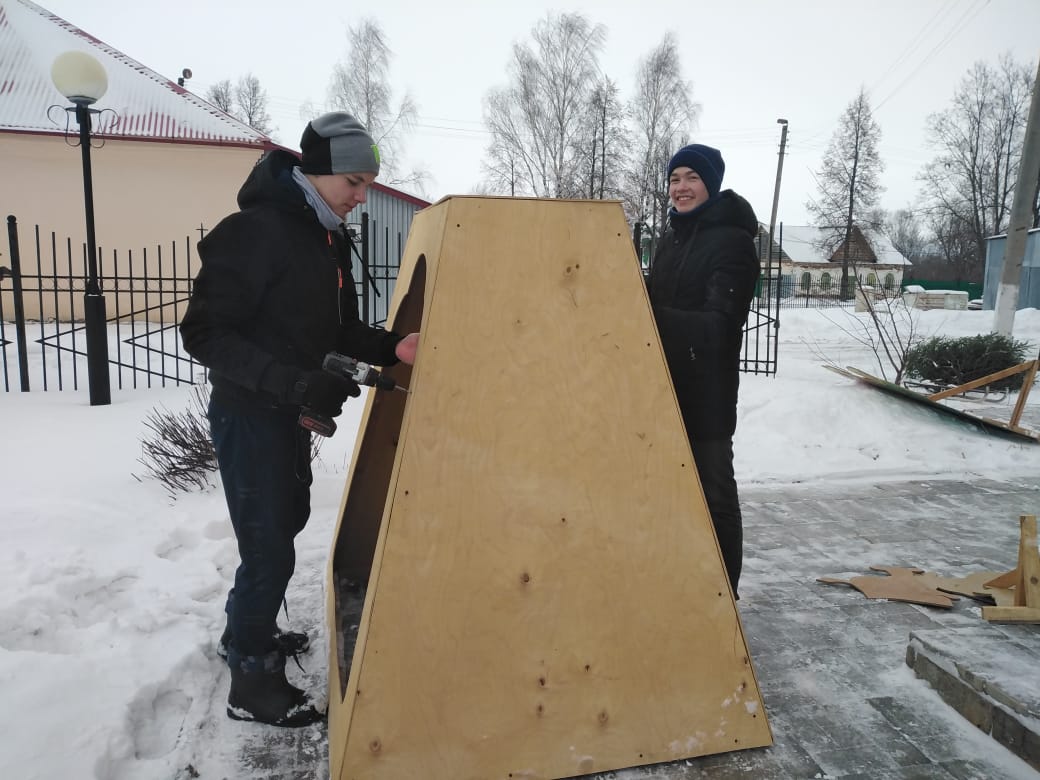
[217,625,310,660]
[226,651,324,727]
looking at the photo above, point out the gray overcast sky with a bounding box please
[39,0,1040,225]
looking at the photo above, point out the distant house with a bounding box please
[0,0,429,320]
[757,224,912,296]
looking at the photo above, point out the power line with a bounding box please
[867,0,966,95]
[873,0,990,111]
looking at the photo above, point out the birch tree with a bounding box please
[626,33,698,242]
[326,18,423,189]
[576,78,629,200]
[482,12,606,198]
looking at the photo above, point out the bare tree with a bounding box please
[927,210,979,282]
[326,18,424,191]
[482,12,606,198]
[882,206,981,285]
[816,278,921,385]
[482,135,524,196]
[574,77,629,200]
[807,87,884,299]
[885,208,928,266]
[625,33,699,243]
[812,232,922,384]
[917,54,1036,276]
[234,74,273,136]
[204,75,273,136]
[205,79,234,115]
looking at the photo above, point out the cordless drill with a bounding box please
[298,352,406,437]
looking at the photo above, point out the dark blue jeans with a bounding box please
[208,396,312,663]
[689,437,743,597]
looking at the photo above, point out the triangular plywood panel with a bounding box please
[326,197,771,780]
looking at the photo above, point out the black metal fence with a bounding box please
[773,277,918,309]
[744,272,781,376]
[1,215,400,394]
[4,211,794,394]
[1,216,195,393]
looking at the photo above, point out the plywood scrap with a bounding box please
[982,515,1040,624]
[913,570,1015,607]
[819,562,1023,611]
[817,566,960,608]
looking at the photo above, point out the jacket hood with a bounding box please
[237,149,308,212]
[670,189,759,239]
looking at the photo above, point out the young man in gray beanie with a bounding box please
[646,143,759,599]
[181,111,418,727]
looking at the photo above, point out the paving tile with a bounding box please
[239,477,1040,779]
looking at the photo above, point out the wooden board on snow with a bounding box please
[823,365,1040,443]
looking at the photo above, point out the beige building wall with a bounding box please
[1,132,264,319]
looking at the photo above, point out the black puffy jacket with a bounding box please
[647,190,760,440]
[179,150,401,411]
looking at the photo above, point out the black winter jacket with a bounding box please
[647,190,760,440]
[179,149,402,411]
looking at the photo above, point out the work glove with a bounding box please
[261,363,360,415]
[294,370,361,417]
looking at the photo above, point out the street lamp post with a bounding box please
[51,51,111,406]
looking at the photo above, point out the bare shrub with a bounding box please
[139,385,217,496]
[139,384,326,497]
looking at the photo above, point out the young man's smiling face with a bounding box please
[668,167,709,213]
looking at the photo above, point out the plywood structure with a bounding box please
[325,196,771,780]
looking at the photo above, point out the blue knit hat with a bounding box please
[667,144,725,197]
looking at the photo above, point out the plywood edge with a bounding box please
[427,193,626,208]
[981,606,1040,623]
[332,200,449,779]
[327,383,382,780]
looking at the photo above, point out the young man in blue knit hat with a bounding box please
[646,143,760,598]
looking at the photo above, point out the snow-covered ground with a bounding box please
[738,307,1040,486]
[1,307,1038,779]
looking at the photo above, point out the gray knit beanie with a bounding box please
[299,111,380,176]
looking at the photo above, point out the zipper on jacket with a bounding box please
[329,230,345,325]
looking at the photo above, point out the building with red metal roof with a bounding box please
[1,0,428,306]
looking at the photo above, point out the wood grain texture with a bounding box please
[328,197,771,780]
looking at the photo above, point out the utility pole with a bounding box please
[993,57,1040,337]
[767,119,789,275]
